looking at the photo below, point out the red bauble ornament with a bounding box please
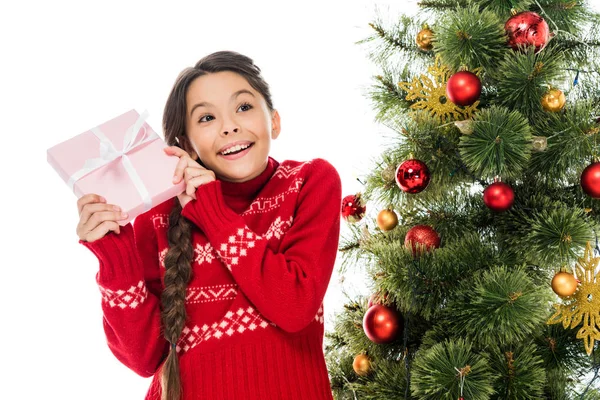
[505,11,550,52]
[396,159,431,193]
[341,193,366,222]
[581,162,600,198]
[405,225,441,256]
[362,304,402,344]
[483,181,514,212]
[446,71,482,106]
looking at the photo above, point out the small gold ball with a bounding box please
[531,136,548,152]
[377,209,399,231]
[381,164,396,182]
[542,88,566,112]
[353,353,372,376]
[551,271,578,297]
[416,28,434,51]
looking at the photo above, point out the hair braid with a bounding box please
[160,200,193,400]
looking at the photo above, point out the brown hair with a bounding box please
[159,50,274,400]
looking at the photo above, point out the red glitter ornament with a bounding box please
[505,11,550,52]
[396,159,431,193]
[483,181,514,212]
[581,162,600,198]
[362,304,402,344]
[446,71,482,106]
[405,225,441,256]
[341,193,366,222]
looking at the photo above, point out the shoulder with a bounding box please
[275,158,340,181]
[272,158,341,202]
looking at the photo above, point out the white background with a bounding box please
[2,0,417,398]
[4,0,599,399]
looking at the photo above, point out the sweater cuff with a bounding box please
[78,222,144,287]
[181,180,243,239]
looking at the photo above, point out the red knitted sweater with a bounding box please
[79,157,342,400]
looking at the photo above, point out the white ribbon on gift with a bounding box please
[67,110,157,211]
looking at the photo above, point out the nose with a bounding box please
[223,127,238,135]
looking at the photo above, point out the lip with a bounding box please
[217,140,254,154]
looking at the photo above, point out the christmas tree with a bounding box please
[325,1,600,398]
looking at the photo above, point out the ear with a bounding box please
[179,136,200,160]
[271,110,281,140]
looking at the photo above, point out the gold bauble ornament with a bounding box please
[352,353,372,376]
[416,27,434,51]
[454,119,474,134]
[551,271,578,297]
[531,136,548,152]
[377,209,399,231]
[541,88,566,112]
[381,164,397,183]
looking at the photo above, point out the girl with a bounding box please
[76,50,342,400]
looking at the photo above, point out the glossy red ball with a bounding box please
[446,71,481,106]
[362,304,402,344]
[505,11,550,52]
[395,159,431,193]
[483,181,514,212]
[581,162,600,198]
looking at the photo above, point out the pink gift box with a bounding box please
[47,109,186,226]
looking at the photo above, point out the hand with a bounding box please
[164,145,216,209]
[76,194,129,242]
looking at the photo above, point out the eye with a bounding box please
[238,102,253,112]
[199,114,214,123]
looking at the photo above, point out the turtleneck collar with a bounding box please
[220,156,279,200]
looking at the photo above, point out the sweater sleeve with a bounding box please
[78,210,168,377]
[180,158,342,333]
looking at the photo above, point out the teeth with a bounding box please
[221,143,251,155]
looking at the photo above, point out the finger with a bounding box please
[163,145,183,155]
[80,204,127,232]
[77,193,106,215]
[185,168,215,182]
[184,166,208,181]
[186,174,215,197]
[172,153,192,183]
[79,210,125,241]
[87,220,122,242]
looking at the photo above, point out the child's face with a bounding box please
[184,70,280,183]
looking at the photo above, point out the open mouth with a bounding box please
[219,143,254,157]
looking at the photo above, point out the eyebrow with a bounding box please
[189,89,255,118]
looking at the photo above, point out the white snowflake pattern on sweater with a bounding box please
[216,227,261,272]
[176,304,274,354]
[98,280,148,309]
[263,216,294,240]
[193,242,216,265]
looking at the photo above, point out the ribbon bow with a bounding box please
[67,110,156,211]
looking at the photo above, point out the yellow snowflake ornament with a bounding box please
[398,55,480,123]
[547,242,600,355]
